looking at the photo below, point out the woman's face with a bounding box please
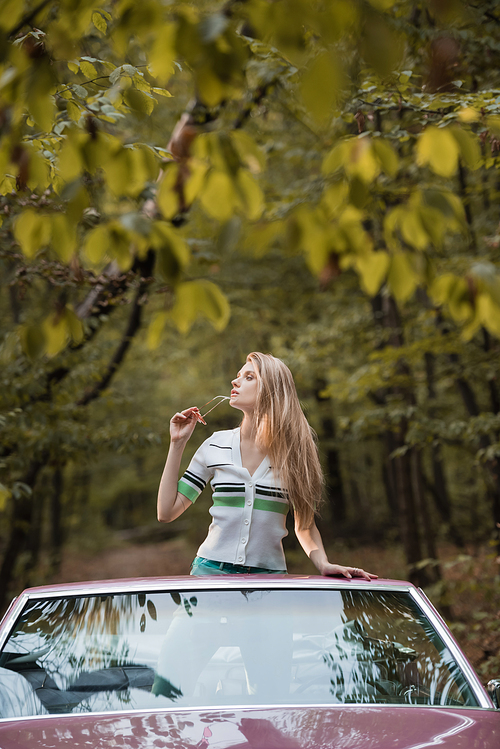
[230,361,259,414]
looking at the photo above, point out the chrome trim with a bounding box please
[0,701,496,725]
[409,587,492,709]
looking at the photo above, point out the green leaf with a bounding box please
[170,280,230,334]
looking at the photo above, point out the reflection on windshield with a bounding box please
[0,588,478,717]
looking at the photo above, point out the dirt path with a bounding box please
[51,538,196,583]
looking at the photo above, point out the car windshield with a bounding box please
[0,587,478,717]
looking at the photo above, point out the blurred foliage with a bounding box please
[1,0,500,612]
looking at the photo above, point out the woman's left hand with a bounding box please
[320,563,378,581]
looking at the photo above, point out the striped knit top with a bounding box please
[178,427,289,570]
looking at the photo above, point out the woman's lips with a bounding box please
[231,390,238,397]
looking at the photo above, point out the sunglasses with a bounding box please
[194,395,230,425]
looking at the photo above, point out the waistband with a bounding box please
[193,556,286,574]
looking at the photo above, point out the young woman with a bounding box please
[157,352,376,580]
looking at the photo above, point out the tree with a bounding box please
[2,0,500,605]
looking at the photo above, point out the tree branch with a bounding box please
[9,0,53,38]
[76,252,155,407]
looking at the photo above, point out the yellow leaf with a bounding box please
[92,11,107,35]
[58,133,84,182]
[200,170,237,221]
[292,207,329,275]
[416,126,460,177]
[346,138,380,183]
[147,311,169,349]
[14,210,51,258]
[236,170,264,221]
[66,306,84,344]
[157,163,181,219]
[230,131,266,173]
[450,126,481,170]
[244,221,284,258]
[321,182,348,218]
[372,138,399,177]
[26,147,50,191]
[355,251,390,296]
[104,149,132,195]
[196,67,224,107]
[184,159,208,205]
[300,51,343,124]
[84,225,109,264]
[66,100,81,122]
[51,215,77,262]
[149,23,176,82]
[400,208,429,251]
[321,140,350,175]
[458,107,479,123]
[170,280,230,334]
[80,60,97,79]
[387,252,418,302]
[43,313,69,357]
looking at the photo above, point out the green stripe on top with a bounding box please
[213,496,245,508]
[254,497,288,515]
[178,479,200,503]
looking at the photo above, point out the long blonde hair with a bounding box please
[246,352,324,529]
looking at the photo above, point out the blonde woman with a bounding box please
[157,352,376,580]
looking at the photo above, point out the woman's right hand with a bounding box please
[170,407,202,444]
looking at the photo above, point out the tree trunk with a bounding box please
[0,454,47,613]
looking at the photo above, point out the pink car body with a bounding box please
[0,576,498,749]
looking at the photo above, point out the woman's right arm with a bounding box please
[157,407,201,523]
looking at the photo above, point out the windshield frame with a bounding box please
[0,577,492,716]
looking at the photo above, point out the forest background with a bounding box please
[1,0,500,683]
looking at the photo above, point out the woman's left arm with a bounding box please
[295,521,377,580]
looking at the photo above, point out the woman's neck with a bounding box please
[240,414,257,441]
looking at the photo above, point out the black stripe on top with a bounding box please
[212,483,245,493]
[255,484,287,498]
[184,470,206,491]
[209,444,232,450]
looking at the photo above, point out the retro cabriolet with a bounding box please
[0,575,498,747]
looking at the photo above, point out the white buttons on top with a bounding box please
[241,538,246,544]
[247,500,252,506]
[238,556,243,562]
[244,519,249,525]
